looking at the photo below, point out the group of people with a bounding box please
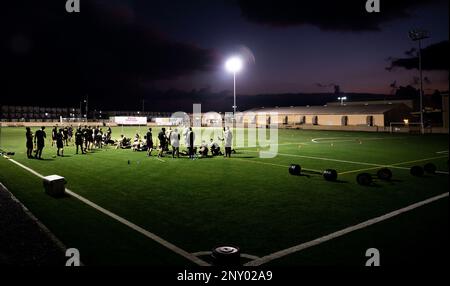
[153,126,233,159]
[25,125,113,159]
[74,125,113,154]
[115,126,232,160]
[25,125,234,160]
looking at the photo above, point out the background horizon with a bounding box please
[2,0,449,111]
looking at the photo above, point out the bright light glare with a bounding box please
[225,57,243,73]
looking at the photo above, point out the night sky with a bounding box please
[2,0,449,112]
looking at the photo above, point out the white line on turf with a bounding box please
[192,251,260,261]
[243,150,448,173]
[311,136,407,144]
[436,150,448,154]
[339,155,449,175]
[245,192,449,266]
[235,154,449,176]
[233,157,323,173]
[5,157,210,266]
[312,137,382,143]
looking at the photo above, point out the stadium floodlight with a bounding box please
[225,56,243,116]
[337,96,347,105]
[408,29,429,134]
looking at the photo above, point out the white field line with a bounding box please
[0,182,79,265]
[235,154,448,176]
[240,136,404,149]
[339,155,449,175]
[4,157,210,266]
[245,192,449,266]
[155,157,166,163]
[192,251,260,261]
[436,150,448,154]
[233,157,323,173]
[312,137,382,143]
[243,150,447,173]
[310,136,407,144]
[238,142,309,149]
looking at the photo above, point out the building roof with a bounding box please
[245,104,409,115]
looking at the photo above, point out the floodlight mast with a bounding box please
[409,29,429,134]
[337,96,347,105]
[225,57,243,118]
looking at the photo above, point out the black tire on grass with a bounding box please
[357,173,373,186]
[377,168,392,181]
[423,163,437,174]
[211,246,241,266]
[410,165,424,177]
[323,169,338,181]
[289,164,301,176]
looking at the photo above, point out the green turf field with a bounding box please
[0,126,448,266]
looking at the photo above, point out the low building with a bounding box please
[243,104,412,127]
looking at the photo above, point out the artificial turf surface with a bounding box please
[0,126,448,266]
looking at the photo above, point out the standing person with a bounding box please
[75,127,85,154]
[68,125,73,144]
[63,126,69,146]
[97,128,103,148]
[146,128,154,157]
[25,127,34,159]
[187,127,195,160]
[87,127,94,150]
[51,126,58,146]
[182,125,190,147]
[93,126,100,148]
[34,126,46,159]
[82,125,89,152]
[223,126,233,158]
[56,129,64,157]
[157,128,167,158]
[170,128,180,158]
[165,127,172,152]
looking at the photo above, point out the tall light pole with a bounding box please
[225,56,243,117]
[337,96,347,106]
[409,29,429,134]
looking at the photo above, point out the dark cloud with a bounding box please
[388,41,449,71]
[236,0,444,31]
[2,1,219,109]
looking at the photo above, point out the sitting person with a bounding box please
[199,140,209,157]
[139,139,148,151]
[102,133,115,145]
[116,135,131,149]
[209,138,222,156]
[131,133,141,151]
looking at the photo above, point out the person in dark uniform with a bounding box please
[68,125,73,143]
[157,128,167,158]
[146,128,154,157]
[63,126,69,146]
[188,127,195,159]
[82,125,89,152]
[34,126,46,159]
[75,127,85,154]
[25,127,34,158]
[56,129,64,157]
